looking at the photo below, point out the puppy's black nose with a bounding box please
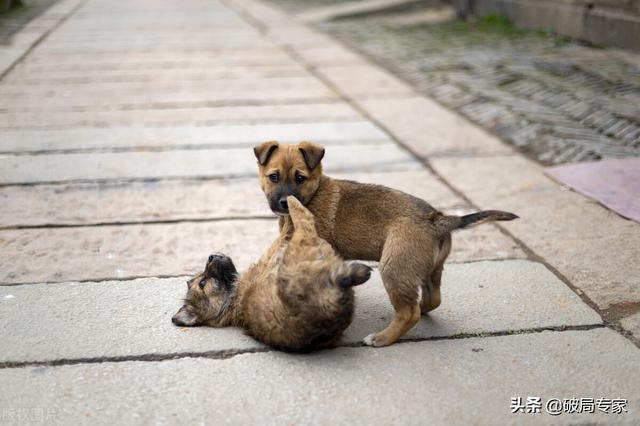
[208,255,214,262]
[279,198,288,210]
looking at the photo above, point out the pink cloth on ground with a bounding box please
[545,158,640,224]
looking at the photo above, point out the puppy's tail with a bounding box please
[439,210,518,232]
[287,196,317,237]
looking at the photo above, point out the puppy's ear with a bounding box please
[254,141,279,166]
[172,305,200,327]
[337,263,372,288]
[187,273,203,290]
[298,141,325,170]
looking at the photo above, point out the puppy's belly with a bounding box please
[333,241,381,262]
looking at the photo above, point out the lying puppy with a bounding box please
[254,141,518,347]
[172,196,372,352]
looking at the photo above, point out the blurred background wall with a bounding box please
[454,0,640,51]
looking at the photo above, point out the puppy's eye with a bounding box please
[295,174,307,184]
[268,173,279,183]
[199,279,206,289]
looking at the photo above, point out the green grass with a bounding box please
[477,14,518,33]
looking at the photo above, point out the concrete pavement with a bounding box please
[0,0,638,424]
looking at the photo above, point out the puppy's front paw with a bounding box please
[363,333,382,347]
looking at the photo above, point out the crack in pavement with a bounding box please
[0,138,389,157]
[0,324,607,370]
[0,215,277,231]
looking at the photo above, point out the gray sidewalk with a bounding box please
[0,0,638,424]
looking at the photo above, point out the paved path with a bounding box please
[0,0,638,424]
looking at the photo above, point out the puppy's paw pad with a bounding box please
[363,333,379,347]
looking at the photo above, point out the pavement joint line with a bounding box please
[0,144,516,158]
[0,165,432,189]
[0,138,392,157]
[0,115,362,131]
[0,274,194,288]
[0,97,345,113]
[0,258,532,287]
[0,162,424,188]
[5,73,313,86]
[0,116,369,131]
[0,323,607,370]
[0,215,278,231]
[220,0,269,34]
[0,0,91,82]
[231,2,638,347]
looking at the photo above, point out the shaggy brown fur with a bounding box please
[254,141,518,347]
[172,196,371,353]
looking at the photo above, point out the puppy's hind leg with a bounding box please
[420,265,442,315]
[363,226,427,347]
[363,270,421,347]
[421,234,451,315]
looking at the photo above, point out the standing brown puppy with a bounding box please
[254,141,518,347]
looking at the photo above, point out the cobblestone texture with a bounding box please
[314,8,640,164]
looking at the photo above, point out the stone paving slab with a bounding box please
[0,144,420,185]
[444,225,525,263]
[0,49,25,78]
[0,219,522,284]
[3,65,308,84]
[346,259,600,342]
[315,64,413,98]
[44,29,262,44]
[32,40,276,55]
[0,260,600,363]
[0,170,463,227]
[0,121,389,153]
[0,277,264,363]
[0,219,278,284]
[291,44,369,67]
[44,31,265,44]
[0,76,327,96]
[430,155,640,310]
[16,48,294,69]
[63,13,245,29]
[0,103,363,129]
[266,24,336,48]
[355,95,515,156]
[0,79,337,111]
[0,329,636,425]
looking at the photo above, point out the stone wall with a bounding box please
[454,0,640,51]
